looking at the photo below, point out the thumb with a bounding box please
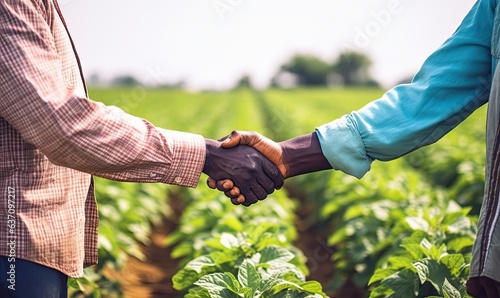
[221,131,246,148]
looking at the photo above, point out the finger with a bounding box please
[221,131,260,148]
[216,179,234,191]
[221,131,243,148]
[262,158,285,190]
[246,170,270,200]
[217,134,230,142]
[207,177,217,189]
[241,190,258,207]
[230,196,242,205]
[224,186,241,198]
[236,194,245,204]
[255,174,275,195]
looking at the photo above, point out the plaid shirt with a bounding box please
[0,0,205,277]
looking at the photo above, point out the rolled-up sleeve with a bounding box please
[0,0,205,187]
[317,0,495,178]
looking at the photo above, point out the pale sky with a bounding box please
[59,0,477,90]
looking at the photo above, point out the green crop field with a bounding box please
[70,87,487,298]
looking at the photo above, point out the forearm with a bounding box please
[280,132,332,178]
[317,0,494,178]
[0,1,205,187]
[4,93,206,186]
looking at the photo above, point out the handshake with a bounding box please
[202,130,332,206]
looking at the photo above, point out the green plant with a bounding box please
[166,187,298,265]
[169,186,325,297]
[68,180,171,297]
[175,239,326,298]
[369,231,472,298]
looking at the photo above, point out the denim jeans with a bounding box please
[0,256,67,298]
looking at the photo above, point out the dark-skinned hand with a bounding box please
[202,139,283,206]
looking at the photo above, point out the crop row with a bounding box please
[166,185,327,297]
[260,89,486,297]
[69,87,486,297]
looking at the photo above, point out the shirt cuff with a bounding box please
[158,129,206,188]
[315,115,373,179]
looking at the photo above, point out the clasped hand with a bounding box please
[202,131,286,206]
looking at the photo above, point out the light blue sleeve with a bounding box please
[317,0,496,178]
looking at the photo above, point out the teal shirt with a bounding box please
[316,0,495,179]
[317,0,500,281]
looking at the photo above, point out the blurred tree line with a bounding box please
[93,50,379,90]
[270,50,379,88]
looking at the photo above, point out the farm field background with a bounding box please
[70,87,487,298]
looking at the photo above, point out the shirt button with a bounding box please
[174,177,182,184]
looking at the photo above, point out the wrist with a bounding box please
[279,132,332,178]
[203,139,220,175]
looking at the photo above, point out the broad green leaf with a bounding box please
[259,246,295,264]
[413,261,429,285]
[328,228,346,246]
[273,290,297,298]
[219,216,244,232]
[406,216,430,232]
[204,238,228,251]
[401,231,427,246]
[379,269,419,297]
[401,243,425,260]
[446,237,474,253]
[440,254,466,277]
[447,216,473,235]
[185,255,216,274]
[210,251,237,265]
[265,262,306,281]
[259,277,281,292]
[185,287,212,298]
[388,256,414,270]
[163,230,182,246]
[223,272,242,293]
[281,271,303,284]
[418,259,454,294]
[221,233,239,249]
[368,269,397,285]
[207,289,241,298]
[68,278,83,291]
[238,259,261,290]
[274,290,325,298]
[171,242,193,259]
[420,238,433,253]
[300,281,327,296]
[239,287,253,296]
[369,284,394,298]
[442,278,461,298]
[172,268,200,290]
[194,272,240,294]
[429,243,447,261]
[272,280,304,294]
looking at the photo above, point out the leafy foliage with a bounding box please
[369,232,472,298]
[260,89,485,295]
[168,187,327,297]
[70,87,486,297]
[68,180,171,297]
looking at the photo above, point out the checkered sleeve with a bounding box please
[0,0,205,187]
